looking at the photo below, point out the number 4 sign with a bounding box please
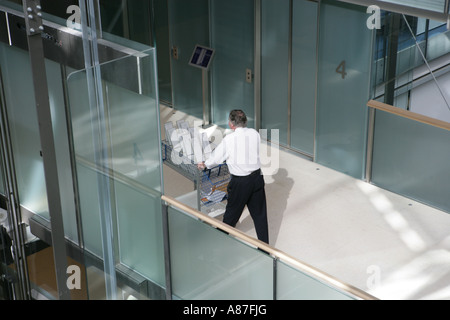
[336,60,347,79]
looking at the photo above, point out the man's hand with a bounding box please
[197,162,206,170]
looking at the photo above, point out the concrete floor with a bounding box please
[161,105,450,300]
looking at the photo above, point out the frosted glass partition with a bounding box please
[276,261,354,300]
[371,110,450,213]
[0,43,48,218]
[261,0,290,145]
[115,180,164,286]
[315,0,373,179]
[67,48,164,297]
[168,207,273,300]
[210,0,254,128]
[167,205,361,300]
[0,43,79,242]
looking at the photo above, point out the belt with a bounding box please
[231,168,261,178]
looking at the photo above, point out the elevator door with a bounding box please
[167,0,209,120]
[210,0,255,128]
[167,0,255,127]
[261,0,317,157]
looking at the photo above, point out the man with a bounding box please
[197,110,269,244]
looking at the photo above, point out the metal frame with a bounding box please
[161,202,172,300]
[22,0,70,300]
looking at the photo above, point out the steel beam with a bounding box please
[22,0,70,300]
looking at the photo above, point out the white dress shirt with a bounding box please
[205,127,261,176]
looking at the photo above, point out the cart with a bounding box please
[161,140,230,217]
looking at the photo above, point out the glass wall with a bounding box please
[373,11,450,120]
[368,7,450,214]
[167,203,360,300]
[370,110,450,214]
[377,0,448,13]
[0,42,80,242]
[276,261,353,300]
[0,44,49,220]
[153,0,173,104]
[315,0,374,179]
[0,41,81,300]
[168,207,273,299]
[67,48,165,299]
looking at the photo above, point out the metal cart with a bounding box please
[161,140,230,217]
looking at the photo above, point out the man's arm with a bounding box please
[197,138,227,170]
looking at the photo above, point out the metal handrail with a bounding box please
[161,195,378,300]
[367,99,450,131]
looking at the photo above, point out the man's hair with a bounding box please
[229,110,247,128]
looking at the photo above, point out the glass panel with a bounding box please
[0,43,79,242]
[0,43,48,218]
[0,41,83,300]
[261,0,289,145]
[277,261,354,300]
[291,0,318,155]
[373,12,450,120]
[371,110,450,213]
[167,0,209,119]
[100,0,174,105]
[115,181,164,287]
[372,13,419,110]
[99,0,153,48]
[168,207,273,300]
[315,0,373,179]
[210,0,254,128]
[377,0,447,13]
[153,0,173,104]
[67,48,164,299]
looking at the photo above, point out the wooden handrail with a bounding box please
[161,195,378,300]
[367,99,450,131]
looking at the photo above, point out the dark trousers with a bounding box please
[223,169,269,244]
